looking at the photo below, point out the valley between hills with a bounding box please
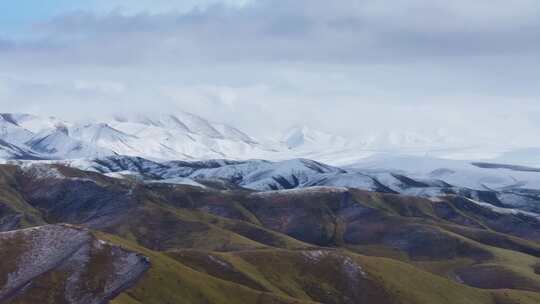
[2,160,540,303]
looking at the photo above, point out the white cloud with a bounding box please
[0,1,539,146]
[90,0,251,14]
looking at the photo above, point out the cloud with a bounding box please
[1,0,537,66]
[0,38,14,50]
[89,0,251,14]
[0,0,539,145]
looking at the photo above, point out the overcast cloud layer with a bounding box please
[1,0,540,146]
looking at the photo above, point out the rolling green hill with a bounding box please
[1,163,540,303]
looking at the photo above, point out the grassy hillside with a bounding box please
[1,164,540,303]
[100,231,540,304]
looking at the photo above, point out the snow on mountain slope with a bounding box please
[0,139,40,160]
[281,147,375,167]
[114,113,192,133]
[0,111,272,161]
[10,153,540,216]
[29,114,229,162]
[175,111,224,139]
[212,123,257,144]
[1,111,540,171]
[112,112,256,145]
[109,123,263,160]
[107,113,270,160]
[185,158,345,190]
[300,171,381,190]
[496,148,540,167]
[281,126,349,150]
[0,112,501,164]
[3,113,67,133]
[361,130,439,151]
[349,154,540,191]
[272,125,368,166]
[26,125,114,159]
[60,156,350,191]
[51,155,523,202]
[0,115,34,145]
[69,123,139,155]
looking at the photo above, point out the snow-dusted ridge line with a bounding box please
[464,197,540,219]
[249,186,349,197]
[8,154,540,195]
[3,112,540,166]
[0,112,273,162]
[5,153,540,224]
[2,111,540,217]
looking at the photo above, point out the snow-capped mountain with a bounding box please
[0,112,273,161]
[4,113,67,133]
[174,111,225,139]
[21,154,539,216]
[4,111,540,217]
[0,115,34,145]
[349,154,540,191]
[25,125,114,159]
[0,139,40,160]
[361,130,443,151]
[0,111,539,169]
[281,126,349,150]
[69,123,138,155]
[213,123,257,144]
[108,114,270,160]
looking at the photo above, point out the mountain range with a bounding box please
[2,111,540,303]
[1,112,538,167]
[2,161,540,303]
[4,111,540,221]
[0,112,270,161]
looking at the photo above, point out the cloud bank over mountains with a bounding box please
[1,0,539,145]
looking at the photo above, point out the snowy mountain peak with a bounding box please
[175,111,224,139]
[1,111,540,167]
[118,114,192,134]
[2,113,67,134]
[0,138,39,160]
[213,123,258,144]
[0,115,34,145]
[361,130,436,151]
[25,126,114,159]
[360,129,468,152]
[281,126,347,150]
[71,123,133,141]
[54,123,70,136]
[0,113,20,126]
[69,122,137,156]
[112,112,240,141]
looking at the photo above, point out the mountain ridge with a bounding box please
[1,112,539,167]
[2,162,540,303]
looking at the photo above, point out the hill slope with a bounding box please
[0,224,149,304]
[1,163,540,303]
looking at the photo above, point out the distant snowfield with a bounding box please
[0,112,539,169]
[348,154,540,191]
[3,111,540,225]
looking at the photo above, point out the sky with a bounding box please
[1,0,540,146]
